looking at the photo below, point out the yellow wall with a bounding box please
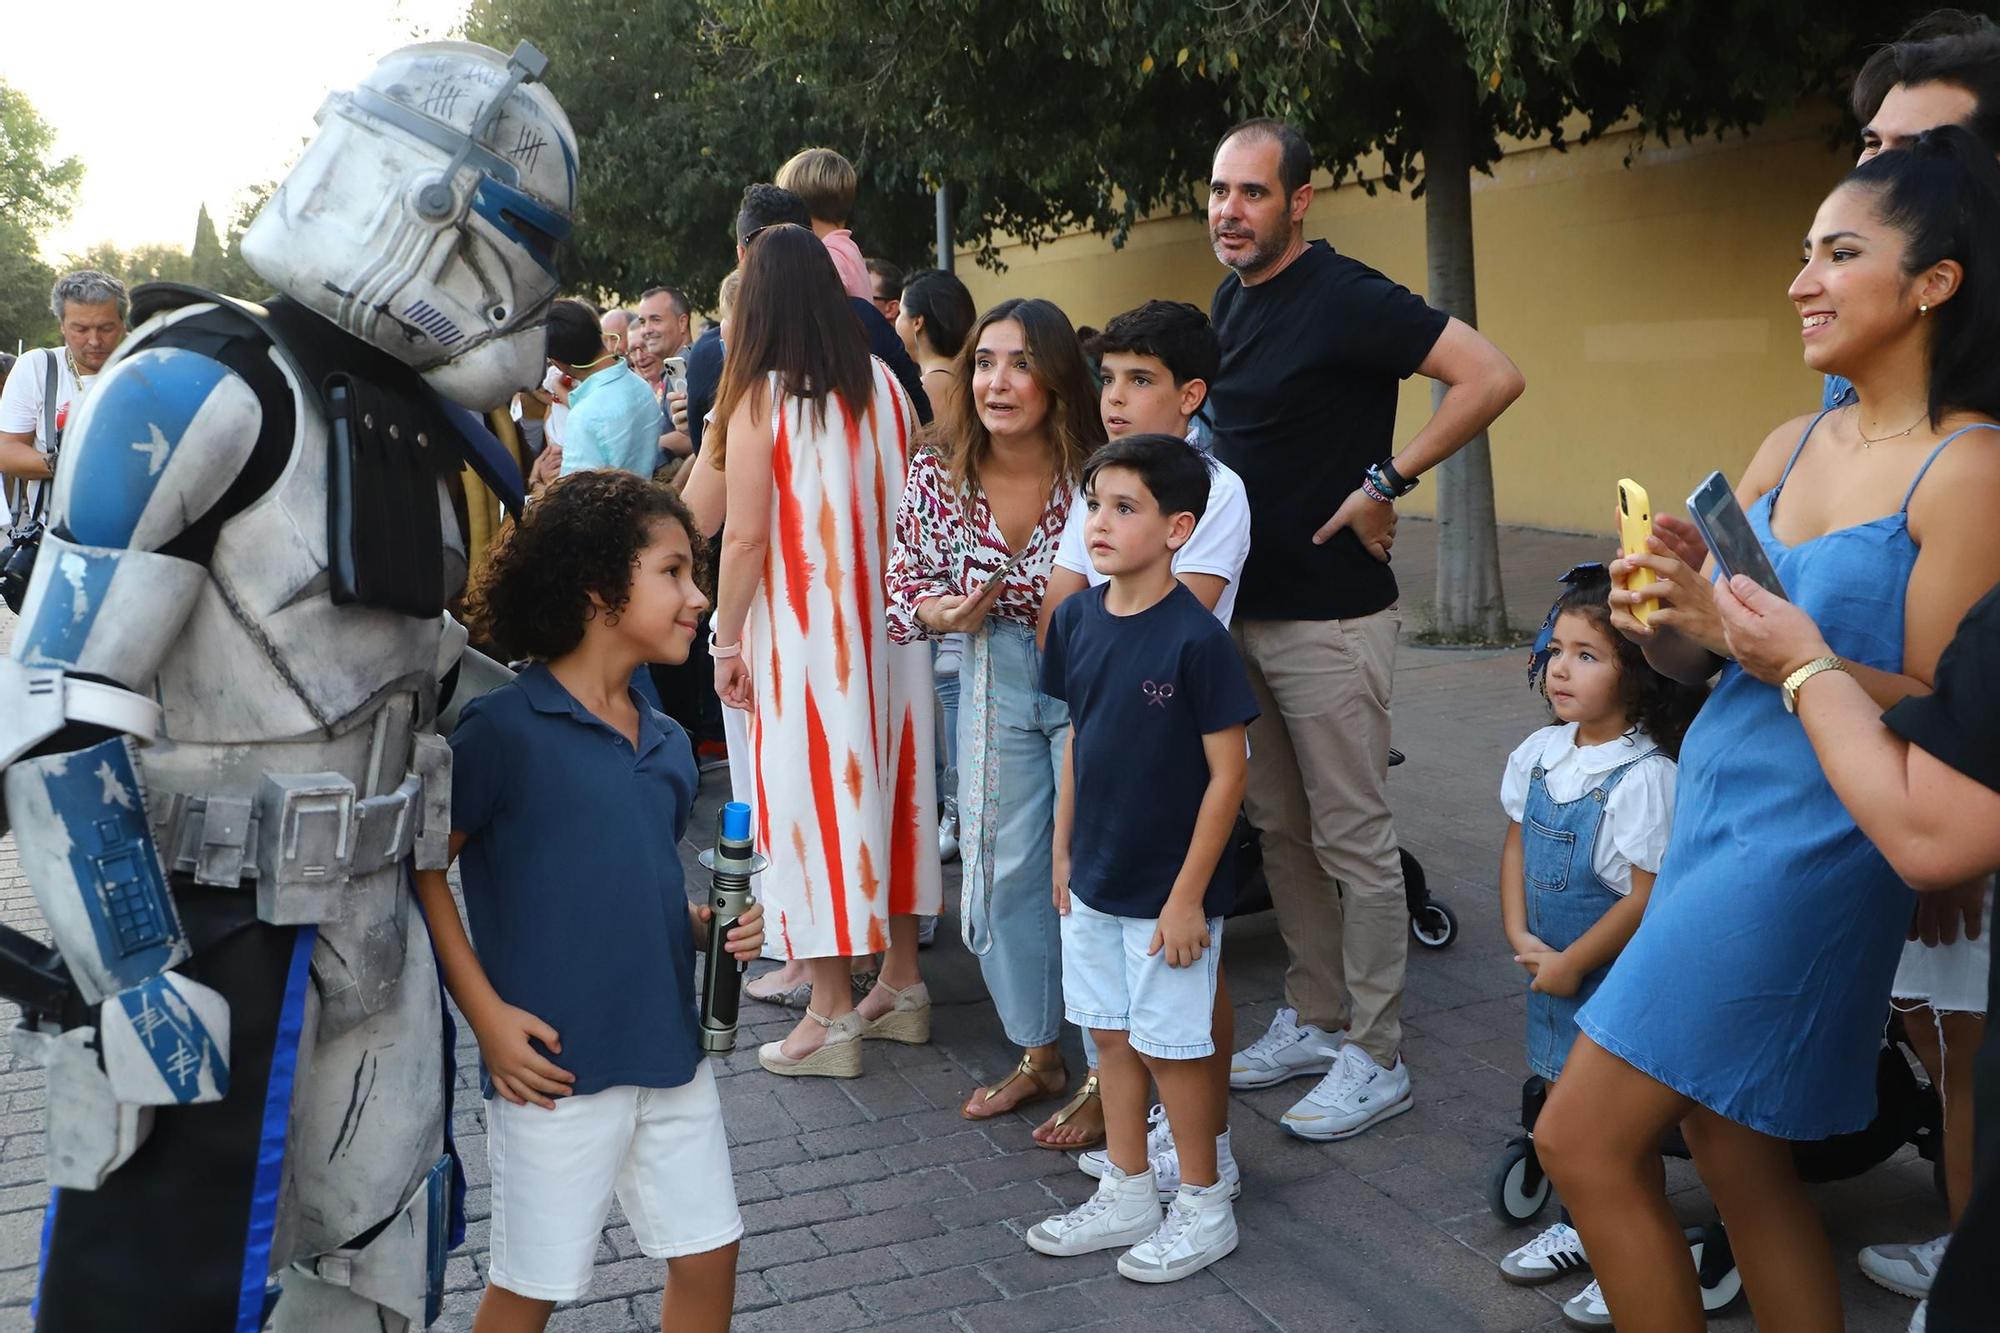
[957,115,1851,534]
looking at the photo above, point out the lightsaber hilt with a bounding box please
[697,801,764,1053]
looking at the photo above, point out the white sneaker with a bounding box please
[1910,1298,1928,1333]
[1079,1106,1241,1200]
[1117,1181,1239,1283]
[938,811,960,862]
[1025,1163,1163,1257]
[1229,1006,1342,1089]
[1281,1043,1413,1141]
[1561,1278,1611,1329]
[1499,1221,1589,1286]
[1860,1234,1950,1299]
[916,914,938,948]
[1080,1103,1172,1178]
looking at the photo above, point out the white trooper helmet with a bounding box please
[240,39,577,410]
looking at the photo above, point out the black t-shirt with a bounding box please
[1208,240,1449,621]
[1884,582,2000,1329]
[1884,583,2000,792]
[1041,583,1260,918]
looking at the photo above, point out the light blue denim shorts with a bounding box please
[1059,895,1223,1059]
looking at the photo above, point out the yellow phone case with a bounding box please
[1617,478,1658,624]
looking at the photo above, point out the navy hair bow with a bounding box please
[1526,562,1610,687]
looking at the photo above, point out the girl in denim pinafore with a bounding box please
[1494,569,1704,1297]
[1520,756,1656,1082]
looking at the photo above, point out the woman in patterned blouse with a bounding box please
[888,298,1106,1123]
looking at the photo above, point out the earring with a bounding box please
[1921,303,1930,315]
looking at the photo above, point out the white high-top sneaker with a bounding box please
[1079,1105,1241,1200]
[1117,1180,1239,1283]
[1025,1163,1163,1257]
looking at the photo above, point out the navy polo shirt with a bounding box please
[1041,583,1260,919]
[449,664,702,1097]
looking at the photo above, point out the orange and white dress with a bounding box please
[739,361,941,959]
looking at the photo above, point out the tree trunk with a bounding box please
[1421,50,1509,641]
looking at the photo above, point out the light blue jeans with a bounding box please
[962,621,1076,1052]
[933,640,961,809]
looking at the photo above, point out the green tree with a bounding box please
[190,204,225,289]
[0,219,56,351]
[464,0,945,305]
[0,81,84,237]
[62,240,194,291]
[0,81,82,351]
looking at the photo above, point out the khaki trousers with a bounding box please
[1233,608,1407,1066]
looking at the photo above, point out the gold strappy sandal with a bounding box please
[961,1053,1066,1120]
[1032,1071,1106,1150]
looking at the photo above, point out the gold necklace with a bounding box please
[1851,404,1926,449]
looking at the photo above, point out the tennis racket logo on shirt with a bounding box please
[1142,680,1175,708]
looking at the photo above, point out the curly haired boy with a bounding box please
[414,471,763,1332]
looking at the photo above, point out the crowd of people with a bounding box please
[7,12,2000,1333]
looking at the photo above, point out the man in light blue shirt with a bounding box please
[546,299,665,478]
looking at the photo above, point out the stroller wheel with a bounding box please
[1411,902,1457,950]
[1688,1224,1743,1315]
[1487,1139,1552,1223]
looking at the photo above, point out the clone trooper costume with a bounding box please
[0,40,574,1331]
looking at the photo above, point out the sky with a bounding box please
[4,0,474,260]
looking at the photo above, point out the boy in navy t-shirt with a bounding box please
[1025,435,1259,1284]
[413,471,764,1333]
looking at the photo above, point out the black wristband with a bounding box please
[1377,458,1413,495]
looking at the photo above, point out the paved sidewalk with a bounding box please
[0,523,1941,1331]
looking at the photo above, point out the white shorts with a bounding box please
[1892,921,1992,1016]
[486,1062,743,1301]
[1059,895,1223,1059]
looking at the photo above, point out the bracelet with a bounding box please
[1360,475,1394,505]
[709,638,742,659]
[1366,460,1418,500]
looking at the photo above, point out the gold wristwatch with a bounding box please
[1781,655,1847,713]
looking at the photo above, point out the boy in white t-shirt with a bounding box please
[1031,300,1252,1178]
[1041,301,1251,635]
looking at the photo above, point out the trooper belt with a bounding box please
[154,770,424,890]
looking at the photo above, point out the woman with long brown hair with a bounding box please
[887,298,1106,1121]
[695,223,940,1079]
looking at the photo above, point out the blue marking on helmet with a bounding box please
[19,542,118,671]
[471,175,570,280]
[62,347,231,548]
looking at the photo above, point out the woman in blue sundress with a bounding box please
[1535,127,2000,1333]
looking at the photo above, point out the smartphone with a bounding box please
[977,548,1031,598]
[1686,471,1785,598]
[665,355,689,399]
[1616,479,1658,626]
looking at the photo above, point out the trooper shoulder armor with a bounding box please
[51,347,262,553]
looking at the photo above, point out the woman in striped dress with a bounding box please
[702,224,941,1078]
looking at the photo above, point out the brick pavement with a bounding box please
[0,523,1942,1331]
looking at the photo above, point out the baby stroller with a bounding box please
[1486,1011,1946,1318]
[1227,748,1458,949]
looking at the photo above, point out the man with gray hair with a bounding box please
[0,270,129,522]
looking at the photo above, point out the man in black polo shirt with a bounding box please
[1207,117,1524,1141]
